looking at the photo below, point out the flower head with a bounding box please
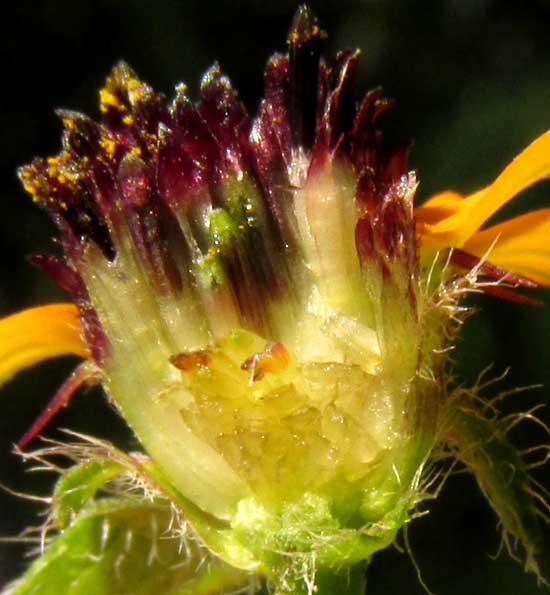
[2,5,550,593]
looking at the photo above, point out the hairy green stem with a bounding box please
[316,564,367,595]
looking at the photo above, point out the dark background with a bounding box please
[1,1,550,593]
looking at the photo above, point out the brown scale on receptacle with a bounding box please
[240,341,292,384]
[169,341,292,385]
[169,349,212,372]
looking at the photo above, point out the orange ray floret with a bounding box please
[416,130,550,286]
[0,303,90,386]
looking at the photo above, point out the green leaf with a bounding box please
[5,498,252,595]
[52,458,124,529]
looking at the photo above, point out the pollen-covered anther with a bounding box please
[169,349,212,372]
[240,341,291,383]
[287,4,327,46]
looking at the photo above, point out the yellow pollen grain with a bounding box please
[99,88,126,114]
[100,136,117,159]
[287,24,327,45]
[125,78,146,105]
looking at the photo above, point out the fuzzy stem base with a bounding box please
[274,562,368,595]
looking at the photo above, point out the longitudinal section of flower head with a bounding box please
[17,10,442,561]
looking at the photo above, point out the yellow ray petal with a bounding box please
[463,208,550,286]
[416,130,550,252]
[0,303,90,386]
